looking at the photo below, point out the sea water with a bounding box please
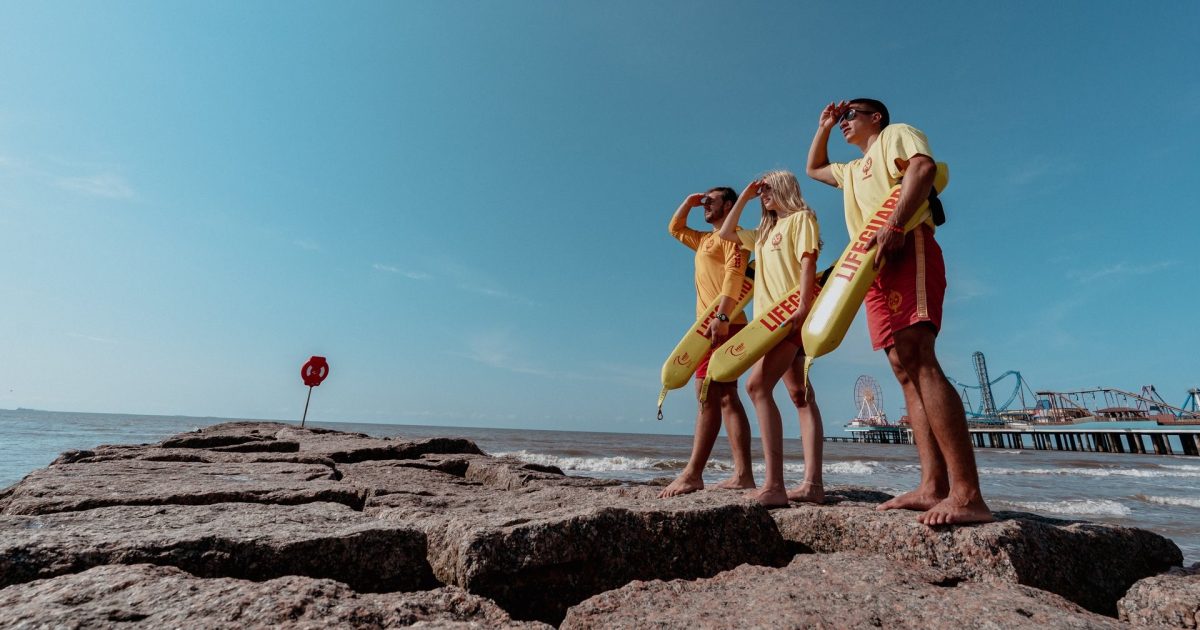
[2,408,1196,565]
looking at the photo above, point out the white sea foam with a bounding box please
[1138,495,1200,509]
[495,450,676,472]
[752,462,808,474]
[494,452,878,476]
[1004,499,1132,517]
[981,466,1200,479]
[824,460,879,475]
[735,461,879,475]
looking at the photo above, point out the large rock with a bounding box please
[51,422,487,468]
[164,422,486,462]
[0,502,434,592]
[157,422,293,449]
[276,426,486,463]
[463,456,620,490]
[770,494,1183,616]
[0,460,364,515]
[1119,564,1200,628]
[51,444,339,467]
[0,563,549,629]
[562,552,1121,629]
[341,454,618,497]
[348,460,790,624]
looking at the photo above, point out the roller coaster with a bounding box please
[946,352,1200,426]
[945,351,1037,424]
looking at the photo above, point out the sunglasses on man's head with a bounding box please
[838,108,876,123]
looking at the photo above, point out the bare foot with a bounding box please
[786,481,824,504]
[658,475,704,498]
[715,475,756,490]
[746,487,789,508]
[917,494,995,526]
[876,489,945,512]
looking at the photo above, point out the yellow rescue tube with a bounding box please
[657,274,754,417]
[701,163,949,400]
[703,283,811,387]
[801,162,949,360]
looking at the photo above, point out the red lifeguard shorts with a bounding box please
[864,225,946,351]
[695,323,746,380]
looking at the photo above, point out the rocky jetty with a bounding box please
[0,422,1193,628]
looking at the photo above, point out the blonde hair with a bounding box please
[756,170,815,245]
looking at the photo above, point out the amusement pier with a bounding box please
[829,351,1200,457]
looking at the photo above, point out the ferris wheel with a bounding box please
[852,375,888,426]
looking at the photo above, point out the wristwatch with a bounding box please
[716,313,730,322]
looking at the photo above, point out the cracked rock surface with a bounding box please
[1119,563,1200,628]
[0,501,433,592]
[562,552,1122,630]
[0,564,548,629]
[0,460,363,515]
[352,460,791,623]
[772,494,1183,616]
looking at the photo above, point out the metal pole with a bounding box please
[301,385,313,427]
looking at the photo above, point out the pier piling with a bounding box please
[831,426,1200,457]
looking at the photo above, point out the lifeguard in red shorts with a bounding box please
[806,98,993,525]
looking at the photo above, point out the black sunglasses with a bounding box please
[838,108,877,123]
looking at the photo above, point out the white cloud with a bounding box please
[456,331,553,377]
[946,275,994,304]
[436,258,536,306]
[588,361,658,386]
[372,263,431,280]
[1004,155,1080,190]
[56,173,135,199]
[294,240,321,251]
[458,284,534,305]
[1067,260,1177,283]
[67,332,119,344]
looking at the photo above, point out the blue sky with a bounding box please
[1,1,1197,436]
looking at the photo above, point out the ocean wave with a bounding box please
[752,462,808,474]
[1161,464,1200,472]
[495,450,679,472]
[825,460,879,475]
[1136,495,1200,509]
[981,466,1200,479]
[1003,499,1132,517]
[496,450,885,477]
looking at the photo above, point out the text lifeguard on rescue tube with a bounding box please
[835,187,902,283]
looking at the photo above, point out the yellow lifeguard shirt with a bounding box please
[829,124,935,237]
[669,225,750,324]
[736,210,820,319]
